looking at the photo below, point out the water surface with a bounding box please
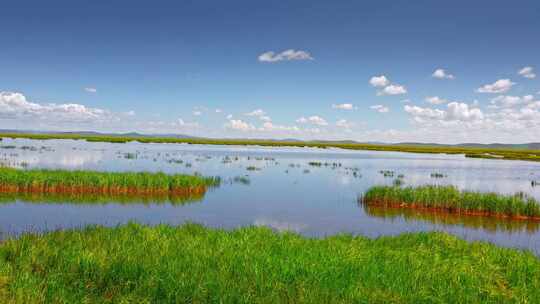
[1,138,540,253]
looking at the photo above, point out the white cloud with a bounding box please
[258,49,314,63]
[404,105,445,120]
[259,115,272,122]
[332,103,355,110]
[296,117,308,123]
[259,122,299,132]
[245,109,266,117]
[378,84,407,96]
[0,91,112,123]
[225,119,255,131]
[490,95,535,108]
[296,115,328,126]
[518,66,536,79]
[369,75,389,87]
[124,110,136,116]
[476,79,515,94]
[370,105,389,113]
[193,111,202,116]
[405,102,483,122]
[226,114,233,119]
[425,96,448,105]
[84,87,97,93]
[215,109,222,113]
[432,69,455,79]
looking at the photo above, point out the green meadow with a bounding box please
[1,223,539,303]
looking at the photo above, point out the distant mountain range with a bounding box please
[1,129,539,150]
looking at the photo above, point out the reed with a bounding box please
[362,185,540,220]
[0,167,220,197]
[1,223,539,303]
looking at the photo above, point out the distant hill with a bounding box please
[1,129,539,150]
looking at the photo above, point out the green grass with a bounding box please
[2,132,540,162]
[362,185,540,219]
[0,223,539,303]
[0,167,220,196]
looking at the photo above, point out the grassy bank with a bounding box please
[2,132,540,162]
[1,223,539,303]
[362,185,540,220]
[0,167,220,197]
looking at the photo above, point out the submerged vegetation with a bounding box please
[1,223,539,303]
[2,132,540,162]
[0,167,220,197]
[362,185,540,220]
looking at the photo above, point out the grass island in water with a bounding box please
[0,223,539,303]
[0,167,220,199]
[362,185,540,220]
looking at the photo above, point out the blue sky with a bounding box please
[1,0,539,143]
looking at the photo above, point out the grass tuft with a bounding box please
[362,185,540,219]
[0,167,220,197]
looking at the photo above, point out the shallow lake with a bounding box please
[1,138,540,253]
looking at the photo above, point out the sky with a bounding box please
[1,0,539,143]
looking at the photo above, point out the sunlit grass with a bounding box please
[0,167,220,197]
[362,185,540,219]
[0,222,539,303]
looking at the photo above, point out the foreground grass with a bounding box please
[363,185,540,219]
[1,223,539,303]
[0,167,220,197]
[2,132,540,162]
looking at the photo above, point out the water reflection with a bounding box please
[0,192,207,206]
[361,203,540,234]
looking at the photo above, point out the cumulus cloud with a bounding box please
[370,105,389,113]
[425,96,448,105]
[259,122,299,132]
[405,102,483,123]
[369,75,389,88]
[258,49,313,62]
[296,115,328,126]
[0,91,112,123]
[193,111,202,116]
[225,119,255,131]
[476,79,515,94]
[84,87,97,93]
[518,66,536,79]
[489,95,535,108]
[332,103,355,110]
[432,69,455,79]
[378,84,407,95]
[369,75,407,96]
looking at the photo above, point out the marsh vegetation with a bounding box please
[1,223,539,303]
